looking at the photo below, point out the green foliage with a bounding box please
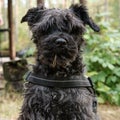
[84,18,120,105]
[23,47,36,58]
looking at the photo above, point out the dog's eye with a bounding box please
[70,28,80,35]
[71,26,85,35]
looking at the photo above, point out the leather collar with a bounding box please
[24,71,93,88]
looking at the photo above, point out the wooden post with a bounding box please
[8,0,16,60]
[37,0,44,6]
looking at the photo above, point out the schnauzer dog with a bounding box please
[18,3,100,120]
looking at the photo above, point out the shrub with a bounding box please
[84,20,120,105]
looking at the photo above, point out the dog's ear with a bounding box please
[21,4,45,26]
[70,4,100,32]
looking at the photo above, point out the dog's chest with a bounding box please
[27,86,92,113]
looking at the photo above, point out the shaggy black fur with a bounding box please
[18,4,100,120]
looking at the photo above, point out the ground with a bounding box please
[0,58,120,120]
[99,105,120,120]
[0,81,120,120]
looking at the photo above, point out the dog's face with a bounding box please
[21,4,99,68]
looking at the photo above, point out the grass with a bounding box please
[0,91,23,120]
[99,104,120,120]
[0,76,120,120]
[0,89,120,120]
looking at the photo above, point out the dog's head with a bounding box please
[21,4,100,68]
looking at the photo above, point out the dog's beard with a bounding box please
[52,55,57,67]
[39,45,78,68]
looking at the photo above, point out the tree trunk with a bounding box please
[104,0,108,21]
[14,0,18,42]
[37,0,44,6]
[79,0,86,5]
[118,0,120,20]
[29,0,32,7]
[0,0,4,25]
[63,0,67,8]
[71,0,75,4]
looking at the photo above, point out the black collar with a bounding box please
[24,71,94,88]
[24,71,97,113]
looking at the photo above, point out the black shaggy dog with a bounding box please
[18,3,100,120]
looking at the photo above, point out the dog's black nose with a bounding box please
[55,38,67,46]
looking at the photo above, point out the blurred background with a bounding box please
[0,0,120,120]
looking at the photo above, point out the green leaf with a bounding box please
[97,71,107,82]
[111,76,117,83]
[86,71,98,76]
[116,84,120,91]
[97,82,110,92]
[97,97,105,104]
[111,93,120,105]
[107,76,117,84]
[107,63,115,70]
[113,68,120,77]
[90,56,99,62]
